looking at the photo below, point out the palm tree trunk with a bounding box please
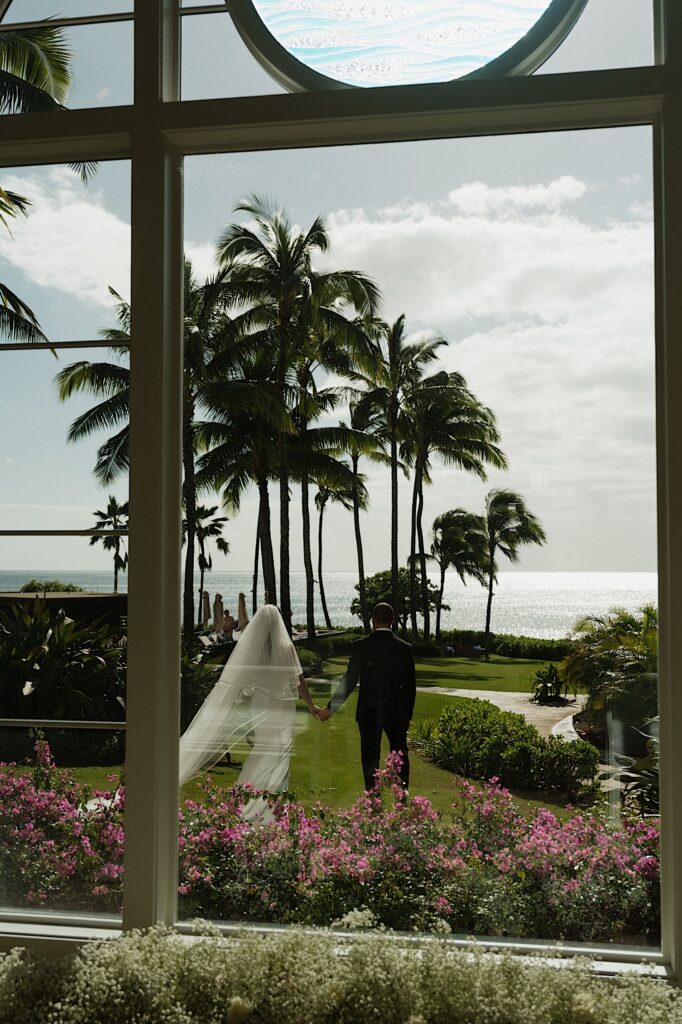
[182,395,196,633]
[277,341,292,634]
[409,465,420,638]
[113,551,119,594]
[252,521,260,615]
[436,562,446,641]
[484,549,495,649]
[416,476,430,640]
[257,476,277,606]
[390,410,399,622]
[300,463,317,645]
[317,499,332,630]
[352,455,370,634]
[199,551,205,619]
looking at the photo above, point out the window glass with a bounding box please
[0,10,133,114]
[2,2,132,19]
[0,539,127,918]
[181,0,653,101]
[176,127,659,949]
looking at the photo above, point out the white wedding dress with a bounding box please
[178,604,302,824]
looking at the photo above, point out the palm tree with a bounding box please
[353,315,444,615]
[216,194,379,635]
[428,510,487,640]
[183,505,229,617]
[402,372,506,639]
[0,24,81,345]
[341,401,389,633]
[481,488,546,649]
[89,496,129,593]
[56,262,260,632]
[314,473,367,630]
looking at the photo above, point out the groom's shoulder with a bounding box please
[392,635,414,654]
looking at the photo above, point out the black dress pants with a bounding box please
[358,717,409,790]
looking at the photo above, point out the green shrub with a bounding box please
[411,640,442,658]
[414,698,598,799]
[19,578,85,593]
[296,646,323,674]
[441,628,570,660]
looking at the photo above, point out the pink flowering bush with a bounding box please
[0,745,660,943]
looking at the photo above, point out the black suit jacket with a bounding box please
[329,630,416,727]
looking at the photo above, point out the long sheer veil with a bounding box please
[178,604,302,788]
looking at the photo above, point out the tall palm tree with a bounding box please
[216,194,379,635]
[403,372,506,639]
[183,505,229,617]
[341,401,389,633]
[428,509,487,640]
[89,496,129,593]
[314,472,367,631]
[353,315,444,616]
[56,262,259,632]
[481,488,546,648]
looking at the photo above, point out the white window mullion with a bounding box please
[122,0,183,930]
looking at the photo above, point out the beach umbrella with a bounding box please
[213,592,224,634]
[237,591,249,633]
[201,591,211,630]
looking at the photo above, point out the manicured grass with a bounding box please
[323,653,584,694]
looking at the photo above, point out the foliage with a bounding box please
[562,605,658,753]
[530,664,568,704]
[89,495,129,593]
[3,921,681,1024]
[0,745,659,946]
[0,600,125,764]
[296,646,323,675]
[441,628,571,661]
[180,643,224,733]
[603,716,660,817]
[351,568,442,632]
[412,699,599,799]
[18,579,84,593]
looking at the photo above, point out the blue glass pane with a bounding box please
[252,0,556,86]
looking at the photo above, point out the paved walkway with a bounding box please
[417,687,585,738]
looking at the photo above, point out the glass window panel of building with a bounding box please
[180,0,654,102]
[0,536,127,919]
[0,4,133,114]
[175,126,659,948]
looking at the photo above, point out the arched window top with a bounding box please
[230,0,589,92]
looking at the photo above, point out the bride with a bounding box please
[178,604,323,823]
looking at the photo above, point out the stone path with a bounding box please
[417,687,586,738]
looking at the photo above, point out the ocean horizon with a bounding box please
[0,570,658,640]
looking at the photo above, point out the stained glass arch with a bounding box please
[229,0,589,92]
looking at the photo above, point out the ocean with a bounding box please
[0,570,658,640]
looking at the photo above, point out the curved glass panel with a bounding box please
[236,0,588,90]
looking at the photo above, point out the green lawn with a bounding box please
[323,653,583,695]
[18,662,578,822]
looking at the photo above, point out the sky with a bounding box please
[0,0,657,575]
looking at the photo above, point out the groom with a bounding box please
[320,603,416,791]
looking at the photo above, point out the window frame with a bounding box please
[0,0,679,977]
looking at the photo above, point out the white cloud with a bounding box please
[96,86,112,101]
[320,178,656,570]
[0,167,130,307]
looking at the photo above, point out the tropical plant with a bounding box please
[402,373,506,639]
[0,24,78,345]
[530,663,567,704]
[352,315,443,615]
[350,567,442,633]
[562,605,658,751]
[216,194,379,635]
[183,505,229,617]
[608,715,659,816]
[89,495,129,593]
[341,401,389,633]
[56,262,262,631]
[428,509,487,640]
[314,474,366,630]
[19,578,84,593]
[481,488,546,649]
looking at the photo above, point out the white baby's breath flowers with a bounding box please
[1,924,681,1024]
[430,917,452,936]
[332,906,380,929]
